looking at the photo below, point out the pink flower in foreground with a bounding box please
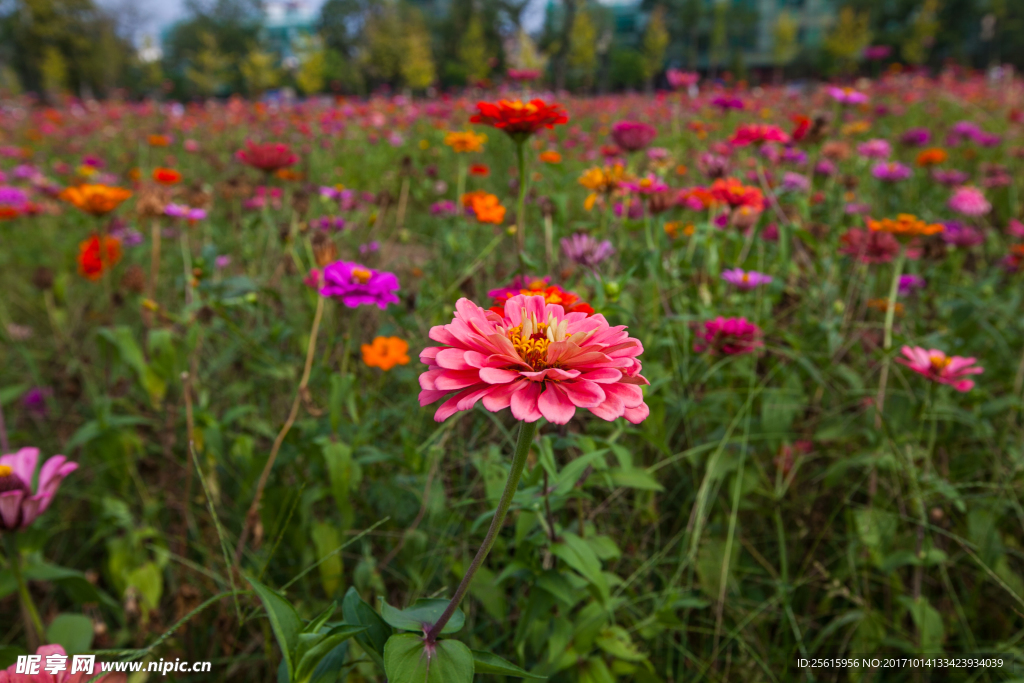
[0,447,77,530]
[693,317,763,355]
[828,87,869,105]
[948,185,991,217]
[721,268,773,290]
[418,295,649,424]
[0,644,126,682]
[896,346,982,392]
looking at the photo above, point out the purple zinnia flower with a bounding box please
[781,148,808,164]
[845,202,872,215]
[781,172,810,193]
[359,241,380,256]
[721,268,772,290]
[941,221,985,248]
[0,186,28,206]
[814,159,837,177]
[932,169,969,186]
[21,387,52,418]
[872,162,912,182]
[215,255,231,269]
[431,200,459,217]
[13,165,39,180]
[610,121,657,152]
[698,153,731,179]
[898,274,926,295]
[712,96,745,111]
[319,261,400,309]
[560,233,614,269]
[857,139,891,159]
[901,128,931,146]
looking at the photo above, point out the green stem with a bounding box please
[5,534,44,646]
[180,228,193,308]
[425,419,538,643]
[515,141,528,276]
[870,245,906,498]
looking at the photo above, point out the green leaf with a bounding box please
[897,596,945,652]
[0,646,25,670]
[472,650,545,678]
[304,602,338,635]
[96,326,167,407]
[383,634,474,683]
[379,598,464,635]
[247,576,303,680]
[46,613,94,655]
[294,626,366,683]
[607,468,664,491]
[125,562,163,614]
[342,587,391,668]
[595,626,646,662]
[321,441,358,529]
[551,532,608,603]
[307,641,350,683]
[310,523,344,597]
[0,562,118,610]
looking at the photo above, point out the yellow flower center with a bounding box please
[741,273,750,283]
[929,354,951,371]
[351,268,371,284]
[0,465,12,477]
[502,311,575,370]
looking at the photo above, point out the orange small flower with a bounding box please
[148,134,171,147]
[78,234,122,280]
[0,206,20,221]
[444,130,487,153]
[867,298,904,316]
[664,221,695,239]
[60,184,133,217]
[916,148,947,167]
[461,191,506,224]
[469,164,490,177]
[128,168,141,182]
[868,213,944,238]
[361,336,410,371]
[539,150,562,164]
[675,164,688,176]
[276,169,303,181]
[153,167,182,185]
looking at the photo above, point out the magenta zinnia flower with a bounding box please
[872,161,912,182]
[721,268,772,290]
[898,274,926,295]
[729,124,790,147]
[693,317,763,355]
[857,139,891,159]
[0,447,77,530]
[948,185,991,217]
[319,261,400,309]
[896,347,982,392]
[418,295,649,424]
[610,121,657,152]
[3,644,126,682]
[828,87,869,105]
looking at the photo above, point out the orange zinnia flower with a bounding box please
[539,150,562,164]
[710,178,765,211]
[60,184,133,217]
[78,234,122,280]
[444,130,487,153]
[153,167,182,185]
[867,298,905,316]
[461,191,506,224]
[916,148,947,167]
[470,99,568,141]
[361,336,411,371]
[868,214,944,238]
[469,164,490,177]
[0,206,20,220]
[148,134,171,147]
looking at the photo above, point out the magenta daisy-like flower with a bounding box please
[828,87,869,105]
[610,121,657,152]
[896,346,982,392]
[872,162,912,182]
[319,261,400,309]
[693,317,763,355]
[418,295,649,424]
[721,268,773,290]
[0,447,77,530]
[948,185,991,217]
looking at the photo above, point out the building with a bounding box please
[263,0,319,64]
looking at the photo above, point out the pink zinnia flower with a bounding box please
[1,644,127,682]
[666,69,699,89]
[896,346,983,392]
[828,87,869,105]
[693,317,763,355]
[721,268,772,290]
[620,174,668,195]
[948,185,991,217]
[610,121,657,152]
[872,162,912,182]
[857,139,891,159]
[0,447,77,530]
[418,295,650,424]
[729,124,790,147]
[319,261,400,309]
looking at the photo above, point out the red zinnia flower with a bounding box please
[78,234,122,280]
[153,167,182,185]
[729,124,791,147]
[791,115,811,142]
[469,164,490,177]
[487,276,594,317]
[470,99,568,141]
[236,140,299,174]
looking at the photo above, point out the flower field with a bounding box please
[3,72,1024,682]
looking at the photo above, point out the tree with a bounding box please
[459,15,491,84]
[551,0,577,90]
[508,28,547,73]
[185,31,230,97]
[567,9,597,91]
[240,46,280,96]
[709,0,728,78]
[641,6,669,89]
[40,45,68,98]
[773,9,799,82]
[902,0,940,66]
[319,0,369,58]
[824,7,872,75]
[361,2,404,85]
[400,9,436,91]
[294,35,326,95]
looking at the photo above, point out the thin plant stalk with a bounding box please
[869,245,906,498]
[425,419,538,643]
[149,219,162,301]
[515,140,529,275]
[0,399,8,453]
[5,534,43,649]
[234,283,327,567]
[180,227,193,307]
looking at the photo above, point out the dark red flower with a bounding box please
[839,228,920,264]
[470,99,568,141]
[236,141,299,174]
[791,115,810,142]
